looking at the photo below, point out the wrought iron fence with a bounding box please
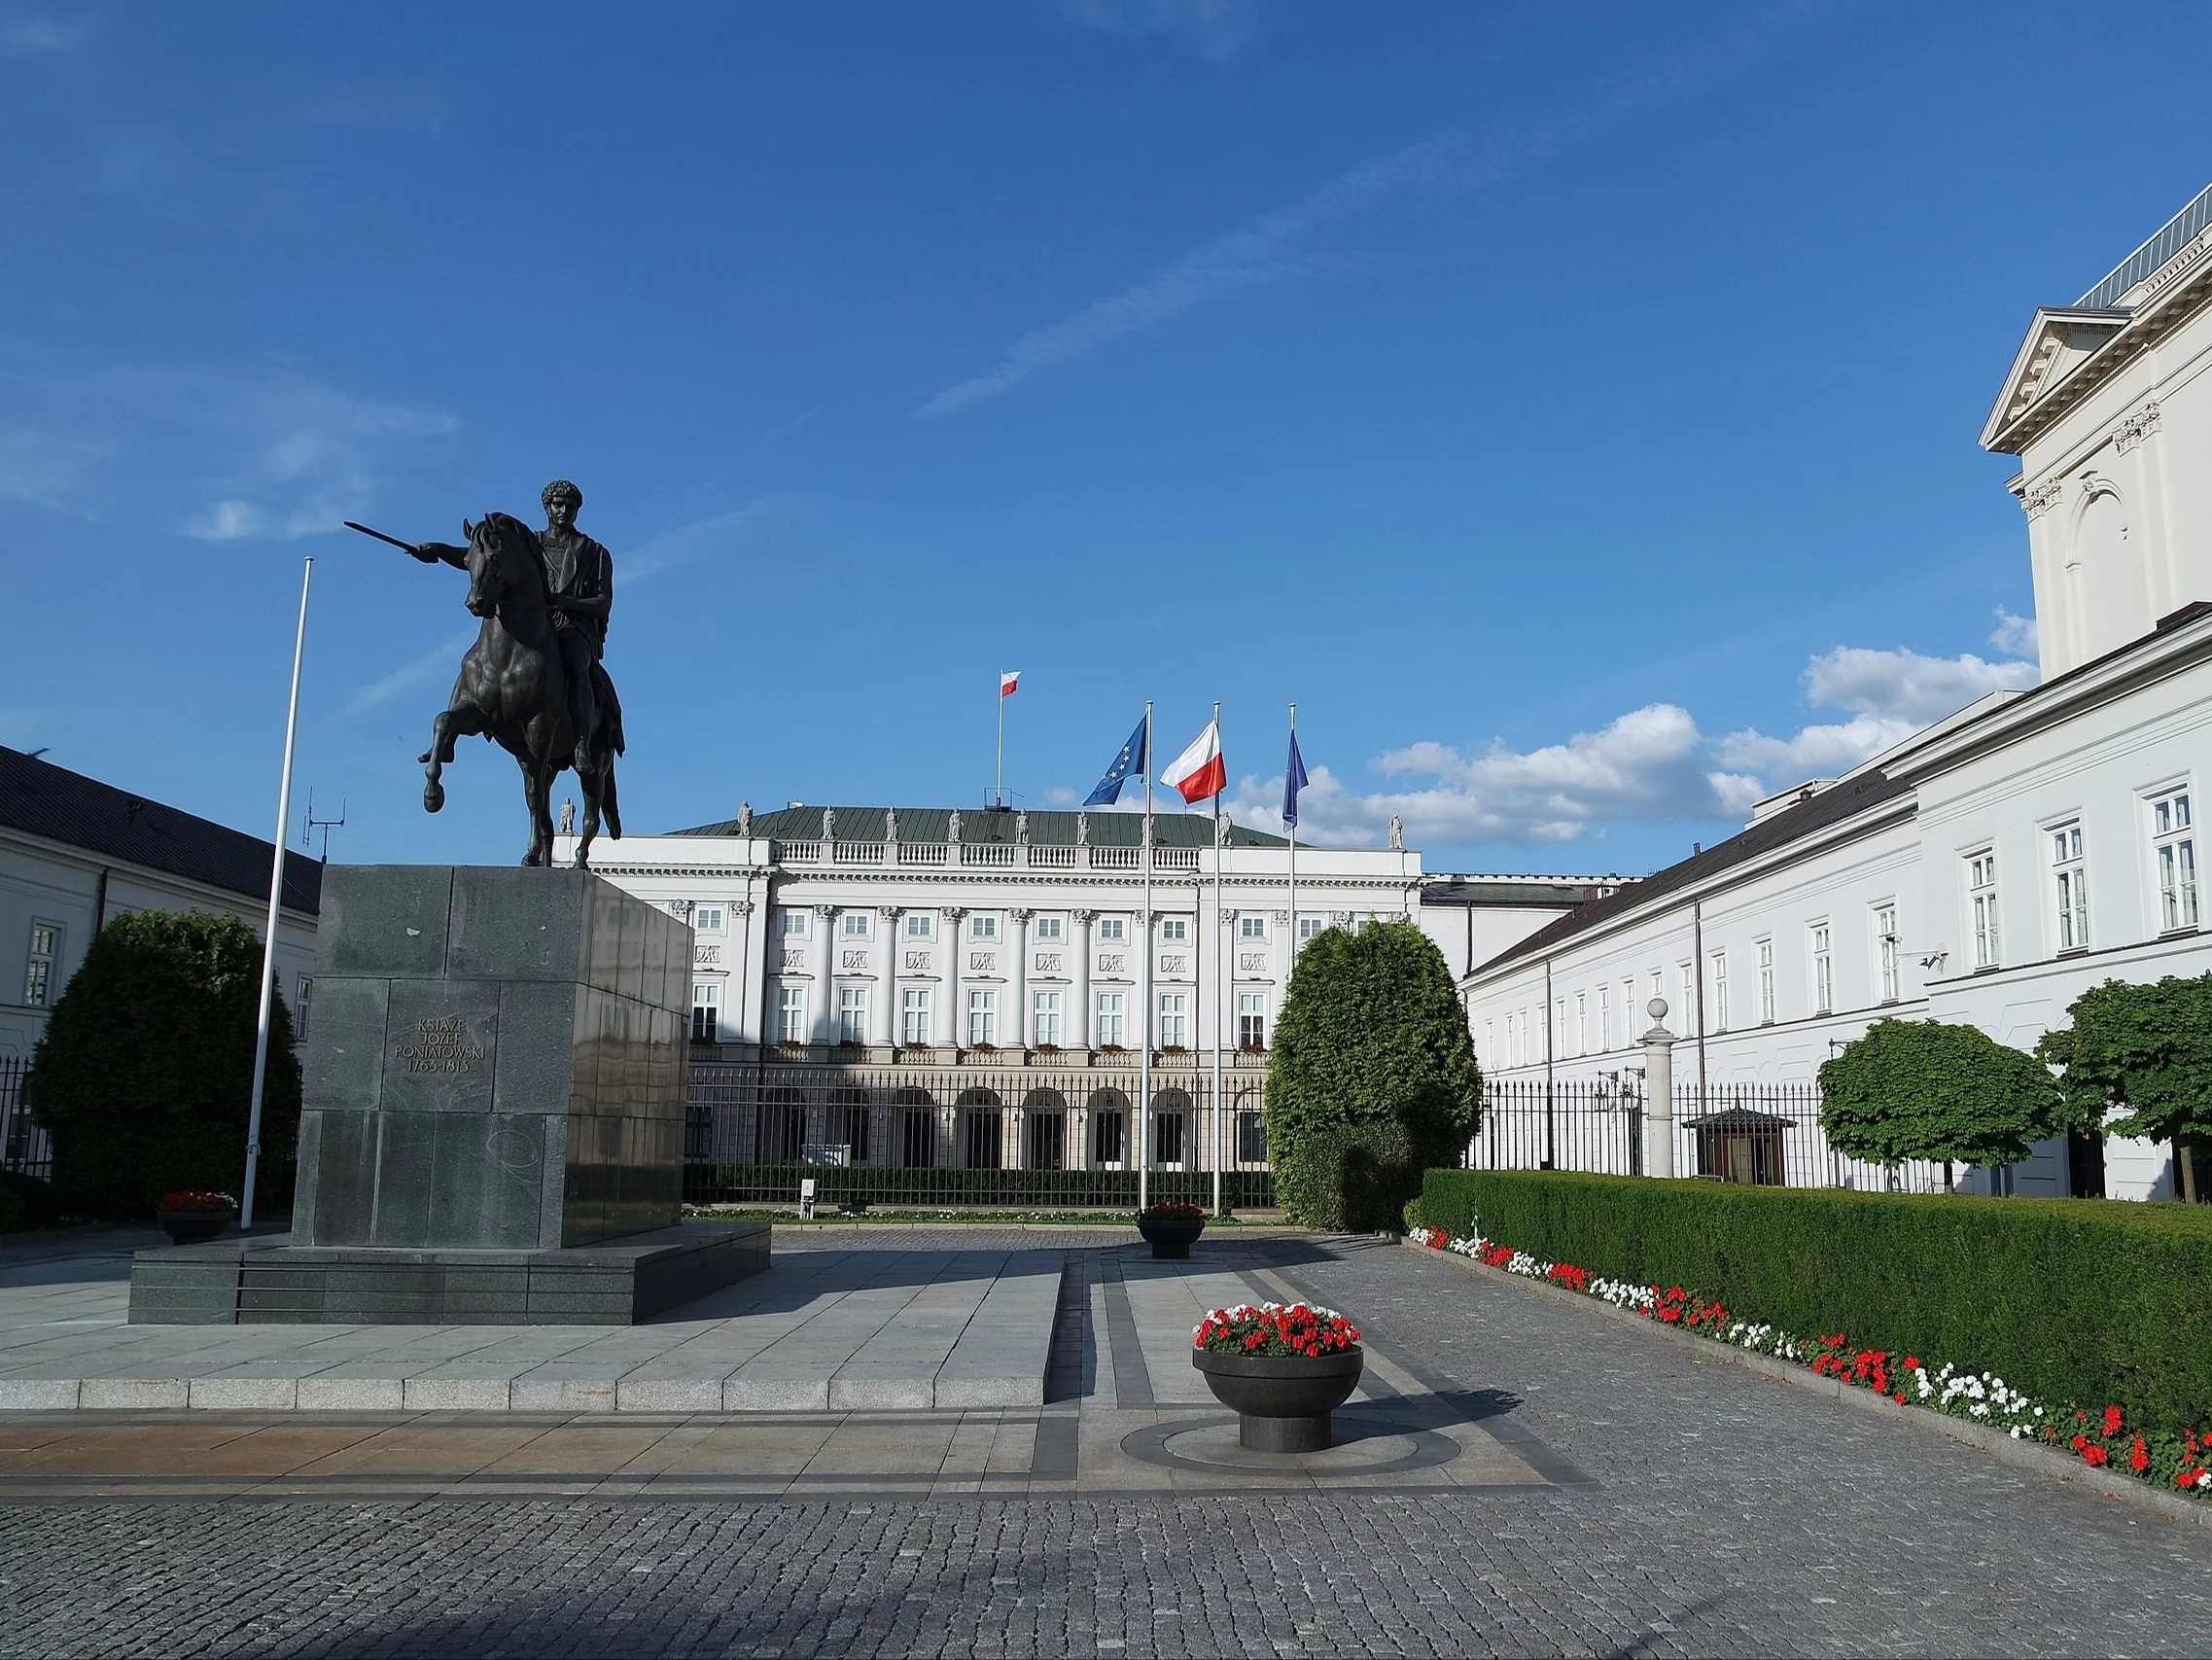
[685,1060,1273,1209]
[0,1055,51,1183]
[1468,1077,1953,1193]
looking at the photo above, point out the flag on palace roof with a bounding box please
[1000,670,1020,697]
[1083,714,1147,807]
[1283,730,1310,828]
[1163,718,1225,805]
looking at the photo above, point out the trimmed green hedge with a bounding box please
[685,1164,1275,1211]
[1422,1169,2212,1431]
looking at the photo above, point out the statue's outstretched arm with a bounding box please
[411,541,469,570]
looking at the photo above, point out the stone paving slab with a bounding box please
[0,1232,1062,1412]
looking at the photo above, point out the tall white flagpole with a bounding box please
[1211,699,1224,1219]
[1287,701,1298,977]
[241,556,312,1234]
[1139,702,1153,1216]
[996,678,1004,806]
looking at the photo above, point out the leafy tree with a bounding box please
[2036,973,2212,1145]
[1265,919,1481,1230]
[1818,1016,2064,1175]
[25,910,299,1219]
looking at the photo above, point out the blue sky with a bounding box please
[3,1,2206,876]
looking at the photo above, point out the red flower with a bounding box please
[2084,1446,2110,1468]
[2130,1438,2150,1474]
[1892,1393,1906,1404]
[1904,1356,1921,1372]
[2102,1405,2124,1437]
[2070,1435,2088,1452]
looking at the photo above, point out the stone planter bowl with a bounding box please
[158,1209,237,1247]
[1192,1346,1365,1451]
[1137,1215,1206,1259]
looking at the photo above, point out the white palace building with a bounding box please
[1462,184,2212,1203]
[565,802,1610,1177]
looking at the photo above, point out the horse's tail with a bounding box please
[601,757,621,839]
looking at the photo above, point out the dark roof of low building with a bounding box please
[671,804,1290,849]
[0,746,323,915]
[1469,766,1914,978]
[1421,876,1627,908]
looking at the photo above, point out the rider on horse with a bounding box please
[536,479,615,776]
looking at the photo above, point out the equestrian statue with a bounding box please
[347,479,626,868]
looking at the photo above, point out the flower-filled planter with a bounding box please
[1137,1200,1207,1259]
[154,1189,238,1246]
[1192,1301,1364,1452]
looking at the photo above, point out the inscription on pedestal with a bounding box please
[392,1016,488,1075]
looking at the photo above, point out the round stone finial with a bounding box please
[1646,996,1668,1022]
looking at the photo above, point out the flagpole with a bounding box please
[1211,699,1224,1219]
[1287,701,1298,981]
[241,556,312,1235]
[1140,702,1153,1216]
[996,678,1004,807]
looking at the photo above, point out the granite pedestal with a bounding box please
[128,865,767,1324]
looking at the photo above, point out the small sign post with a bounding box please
[798,1177,818,1220]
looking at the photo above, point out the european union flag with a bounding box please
[1084,715,1148,806]
[1283,730,1310,827]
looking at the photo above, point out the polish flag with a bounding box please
[1001,670,1021,698]
[1163,719,1226,804]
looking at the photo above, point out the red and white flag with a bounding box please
[1163,718,1225,804]
[1001,670,1021,698]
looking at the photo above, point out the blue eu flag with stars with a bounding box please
[1084,715,1148,806]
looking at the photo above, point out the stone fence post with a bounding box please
[1642,998,1676,1179]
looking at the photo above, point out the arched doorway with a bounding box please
[893,1086,938,1169]
[1023,1086,1068,1171]
[956,1086,1003,1169]
[1086,1086,1130,1169]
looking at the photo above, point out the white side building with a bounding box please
[1462,184,2212,1203]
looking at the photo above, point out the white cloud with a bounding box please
[1990,607,2038,659]
[341,627,478,718]
[1058,0,1258,59]
[917,13,1807,417]
[0,348,453,540]
[1208,624,2044,852]
[623,497,801,583]
[0,18,73,55]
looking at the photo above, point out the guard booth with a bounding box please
[1684,1107,1791,1185]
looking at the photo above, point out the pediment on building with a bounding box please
[1980,308,2130,453]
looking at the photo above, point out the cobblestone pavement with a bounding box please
[5,1232,2212,1657]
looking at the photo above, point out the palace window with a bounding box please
[693,906,723,934]
[966,989,998,1046]
[1298,915,1326,942]
[837,987,868,1044]
[901,988,932,1045]
[1033,990,1063,1046]
[1574,991,1588,1058]
[970,914,998,941]
[1159,917,1188,943]
[1238,991,1266,1049]
[1093,1108,1125,1166]
[1237,1111,1268,1164]
[1967,851,2000,970]
[1874,905,1900,1003]
[1677,963,1696,1037]
[779,909,807,939]
[24,921,59,1007]
[1034,914,1063,941]
[1157,992,1189,1048]
[1756,938,1775,1025]
[296,975,313,1041]
[1096,992,1126,1048]
[1707,952,1729,1035]
[776,987,806,1042]
[1598,983,1612,1051]
[904,913,933,940]
[2153,789,2199,932]
[691,982,720,1043]
[842,912,870,939]
[1239,914,1266,941]
[1482,1018,1495,1067]
[1096,916,1126,943]
[1810,924,1833,1016]
[2051,822,2089,950]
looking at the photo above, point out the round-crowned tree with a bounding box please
[25,909,299,1219]
[1818,1016,2064,1176]
[1264,919,1481,1230]
[2035,973,2212,1144]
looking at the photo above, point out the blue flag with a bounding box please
[1283,730,1310,827]
[1084,715,1148,806]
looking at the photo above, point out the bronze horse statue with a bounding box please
[412,512,623,866]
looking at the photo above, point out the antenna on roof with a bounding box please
[302,790,347,864]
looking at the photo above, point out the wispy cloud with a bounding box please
[624,497,802,583]
[1058,0,1259,61]
[0,347,453,540]
[919,9,1819,418]
[0,17,74,56]
[342,627,478,718]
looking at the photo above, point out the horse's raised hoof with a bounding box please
[423,782,445,813]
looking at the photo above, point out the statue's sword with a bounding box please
[342,520,421,555]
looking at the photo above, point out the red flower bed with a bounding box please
[154,1189,235,1214]
[1140,1200,1206,1220]
[1194,1300,1361,1358]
